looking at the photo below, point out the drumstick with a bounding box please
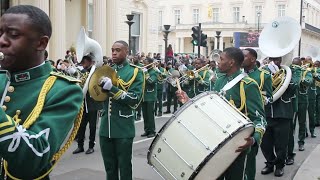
[175,78,182,93]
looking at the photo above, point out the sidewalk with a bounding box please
[293,144,320,180]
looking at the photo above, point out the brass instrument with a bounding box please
[130,60,160,70]
[179,64,210,83]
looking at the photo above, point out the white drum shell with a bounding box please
[148,92,254,180]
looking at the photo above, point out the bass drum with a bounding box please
[147,92,254,180]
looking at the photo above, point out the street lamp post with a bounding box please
[215,31,221,50]
[163,25,171,63]
[257,12,261,33]
[125,14,135,55]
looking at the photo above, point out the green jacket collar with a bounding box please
[115,60,129,70]
[227,69,242,81]
[10,62,52,83]
[245,66,258,74]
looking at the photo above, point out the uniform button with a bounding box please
[8,86,14,93]
[16,110,21,115]
[4,96,10,103]
[2,105,7,111]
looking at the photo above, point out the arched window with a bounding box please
[0,0,9,16]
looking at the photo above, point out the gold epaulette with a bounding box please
[50,71,81,83]
[241,76,256,85]
[260,69,270,75]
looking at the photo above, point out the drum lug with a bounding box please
[181,172,185,178]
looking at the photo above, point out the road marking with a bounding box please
[133,137,154,144]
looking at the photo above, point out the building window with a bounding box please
[193,8,199,24]
[213,8,219,22]
[87,2,93,37]
[278,4,285,17]
[233,7,240,23]
[159,10,163,26]
[174,9,181,25]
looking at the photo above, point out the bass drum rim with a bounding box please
[147,91,254,179]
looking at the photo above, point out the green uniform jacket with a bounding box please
[246,66,273,118]
[290,65,302,112]
[315,67,320,95]
[100,61,144,138]
[0,62,83,179]
[308,67,320,100]
[299,69,313,103]
[192,69,210,96]
[168,68,178,93]
[156,67,167,90]
[214,70,266,145]
[265,66,300,119]
[144,68,158,101]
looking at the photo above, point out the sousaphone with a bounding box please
[76,27,117,100]
[259,16,301,101]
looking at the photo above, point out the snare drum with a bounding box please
[147,92,254,180]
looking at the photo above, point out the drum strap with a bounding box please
[220,73,247,94]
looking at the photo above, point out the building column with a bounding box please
[50,0,66,61]
[219,37,224,51]
[214,37,218,50]
[35,0,50,57]
[93,0,107,56]
[106,0,118,56]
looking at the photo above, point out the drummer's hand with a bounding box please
[176,90,190,104]
[235,137,255,152]
[99,77,113,90]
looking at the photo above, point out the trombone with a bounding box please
[179,64,210,84]
[130,60,160,70]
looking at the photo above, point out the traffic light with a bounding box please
[191,26,200,45]
[201,33,207,47]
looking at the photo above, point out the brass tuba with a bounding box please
[76,27,117,100]
[259,16,301,101]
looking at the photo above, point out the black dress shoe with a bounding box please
[85,148,94,154]
[274,167,284,177]
[315,124,320,127]
[306,132,309,138]
[157,112,162,117]
[299,144,305,151]
[286,158,294,165]
[147,133,156,138]
[261,166,274,175]
[72,147,84,154]
[311,132,317,138]
[141,132,149,137]
[164,111,171,114]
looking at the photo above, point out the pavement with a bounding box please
[50,109,320,180]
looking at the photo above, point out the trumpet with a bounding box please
[130,60,160,70]
[179,64,210,83]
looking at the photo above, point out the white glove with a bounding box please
[143,68,148,73]
[194,72,199,78]
[100,77,113,90]
[154,67,161,73]
[268,61,279,74]
[66,66,76,75]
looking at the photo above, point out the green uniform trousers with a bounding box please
[316,94,320,125]
[217,151,247,180]
[136,103,142,119]
[142,101,156,134]
[155,88,163,114]
[294,103,308,145]
[100,137,134,180]
[261,118,290,168]
[308,99,316,133]
[245,145,259,180]
[166,90,178,113]
[287,113,296,158]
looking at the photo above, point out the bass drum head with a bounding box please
[194,125,254,180]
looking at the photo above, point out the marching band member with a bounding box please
[314,60,320,126]
[73,55,103,155]
[208,60,217,90]
[99,40,144,180]
[0,5,83,179]
[164,63,179,114]
[293,58,313,151]
[242,48,272,180]
[141,58,157,138]
[261,57,300,177]
[305,56,319,138]
[190,58,210,97]
[177,47,266,180]
[133,55,144,120]
[154,63,167,117]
